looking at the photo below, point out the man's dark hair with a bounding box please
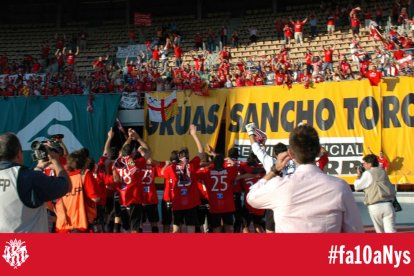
[87,158,96,171]
[273,143,288,157]
[109,146,119,160]
[228,147,239,159]
[363,154,379,167]
[178,147,189,158]
[199,152,211,163]
[121,143,134,157]
[67,150,87,172]
[247,151,259,166]
[170,150,179,163]
[289,124,320,164]
[213,153,224,171]
[0,132,22,161]
[78,147,90,158]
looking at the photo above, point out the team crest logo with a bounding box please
[2,239,29,269]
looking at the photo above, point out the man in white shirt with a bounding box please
[246,124,364,233]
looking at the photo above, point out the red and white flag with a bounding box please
[146,91,178,122]
[397,54,412,68]
[134,13,152,26]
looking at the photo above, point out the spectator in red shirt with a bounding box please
[300,68,312,89]
[365,65,383,86]
[327,13,336,36]
[63,46,79,68]
[173,44,183,67]
[322,44,336,73]
[368,147,390,173]
[219,46,231,62]
[192,51,208,72]
[31,59,41,73]
[350,7,362,38]
[283,24,293,45]
[289,16,308,45]
[304,48,313,72]
[92,55,108,71]
[358,54,371,78]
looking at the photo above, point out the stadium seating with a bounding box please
[0,0,398,76]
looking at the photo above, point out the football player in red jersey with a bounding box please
[163,124,204,233]
[112,129,149,233]
[224,147,248,232]
[240,153,266,233]
[138,145,165,233]
[197,154,238,233]
[95,128,121,232]
[161,150,179,233]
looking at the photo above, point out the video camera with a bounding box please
[31,134,64,161]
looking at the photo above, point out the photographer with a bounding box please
[33,134,68,232]
[354,154,396,233]
[0,132,69,233]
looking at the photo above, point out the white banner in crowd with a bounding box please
[0,73,47,85]
[119,92,139,109]
[116,44,148,59]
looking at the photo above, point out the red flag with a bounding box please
[134,13,152,26]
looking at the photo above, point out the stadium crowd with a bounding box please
[1,3,414,98]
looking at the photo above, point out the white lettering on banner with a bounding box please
[116,44,148,59]
[17,102,83,153]
[119,92,139,109]
[234,137,364,176]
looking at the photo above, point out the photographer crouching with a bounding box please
[0,132,69,233]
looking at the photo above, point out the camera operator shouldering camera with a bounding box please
[0,132,69,233]
[31,134,68,176]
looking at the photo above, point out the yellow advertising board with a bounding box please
[225,78,414,184]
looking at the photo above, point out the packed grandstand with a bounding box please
[1,0,414,99]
